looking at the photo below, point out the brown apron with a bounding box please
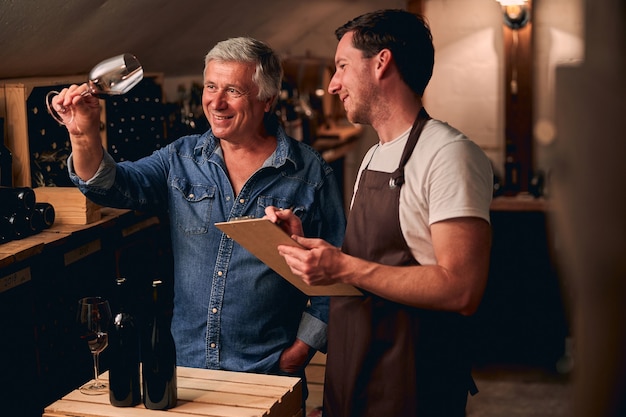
[323,108,475,417]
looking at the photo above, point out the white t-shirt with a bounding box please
[352,119,493,265]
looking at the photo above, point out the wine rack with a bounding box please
[0,74,167,225]
[0,209,172,417]
[0,75,89,188]
[0,73,166,188]
[105,75,167,163]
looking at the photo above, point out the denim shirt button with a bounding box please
[210,343,216,348]
[188,193,195,199]
[239,198,245,204]
[217,271,223,276]
[212,308,218,313]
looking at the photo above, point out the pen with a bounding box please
[276,206,296,225]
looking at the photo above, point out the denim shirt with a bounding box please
[68,126,345,374]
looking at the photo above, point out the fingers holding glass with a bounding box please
[45,85,90,125]
[46,89,73,125]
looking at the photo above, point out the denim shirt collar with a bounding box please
[195,125,300,171]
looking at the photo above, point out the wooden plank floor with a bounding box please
[304,353,572,417]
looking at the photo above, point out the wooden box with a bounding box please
[34,186,101,225]
[43,366,303,417]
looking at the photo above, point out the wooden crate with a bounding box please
[43,366,303,417]
[34,186,101,225]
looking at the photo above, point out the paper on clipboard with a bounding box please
[215,218,362,296]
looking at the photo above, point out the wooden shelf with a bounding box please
[0,208,128,271]
[490,195,548,212]
[313,124,362,163]
[0,207,172,417]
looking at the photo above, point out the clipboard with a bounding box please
[215,218,362,296]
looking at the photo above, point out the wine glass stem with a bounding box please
[92,353,100,385]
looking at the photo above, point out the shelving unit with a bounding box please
[0,208,172,417]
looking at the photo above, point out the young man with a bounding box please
[267,9,493,416]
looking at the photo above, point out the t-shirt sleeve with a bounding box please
[427,139,493,225]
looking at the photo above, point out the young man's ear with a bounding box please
[374,48,393,79]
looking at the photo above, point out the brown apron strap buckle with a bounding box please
[389,176,403,189]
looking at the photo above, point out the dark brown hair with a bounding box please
[335,9,434,96]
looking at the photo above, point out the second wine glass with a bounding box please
[77,297,112,395]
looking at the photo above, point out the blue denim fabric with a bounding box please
[68,126,345,375]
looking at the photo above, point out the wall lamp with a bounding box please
[496,0,531,29]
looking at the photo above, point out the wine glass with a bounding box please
[77,297,112,395]
[46,53,143,125]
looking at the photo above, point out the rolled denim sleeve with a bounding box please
[297,310,328,353]
[67,149,117,190]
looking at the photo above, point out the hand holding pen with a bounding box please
[264,206,304,238]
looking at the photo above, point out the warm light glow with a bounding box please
[496,0,531,30]
[496,0,527,5]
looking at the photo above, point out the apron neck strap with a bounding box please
[391,107,431,188]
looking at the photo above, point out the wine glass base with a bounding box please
[79,381,108,395]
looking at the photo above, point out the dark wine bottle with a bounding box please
[108,277,141,407]
[6,212,36,239]
[31,202,55,231]
[0,186,36,216]
[0,215,14,243]
[142,279,177,410]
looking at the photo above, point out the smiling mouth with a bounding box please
[213,114,234,120]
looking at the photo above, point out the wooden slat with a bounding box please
[2,83,32,187]
[0,240,44,262]
[309,352,326,366]
[304,352,325,415]
[46,398,270,417]
[305,365,325,386]
[490,195,548,212]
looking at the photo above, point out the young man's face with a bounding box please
[328,31,377,125]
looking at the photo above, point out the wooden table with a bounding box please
[43,367,303,417]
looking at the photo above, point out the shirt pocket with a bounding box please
[255,195,304,219]
[171,176,216,234]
